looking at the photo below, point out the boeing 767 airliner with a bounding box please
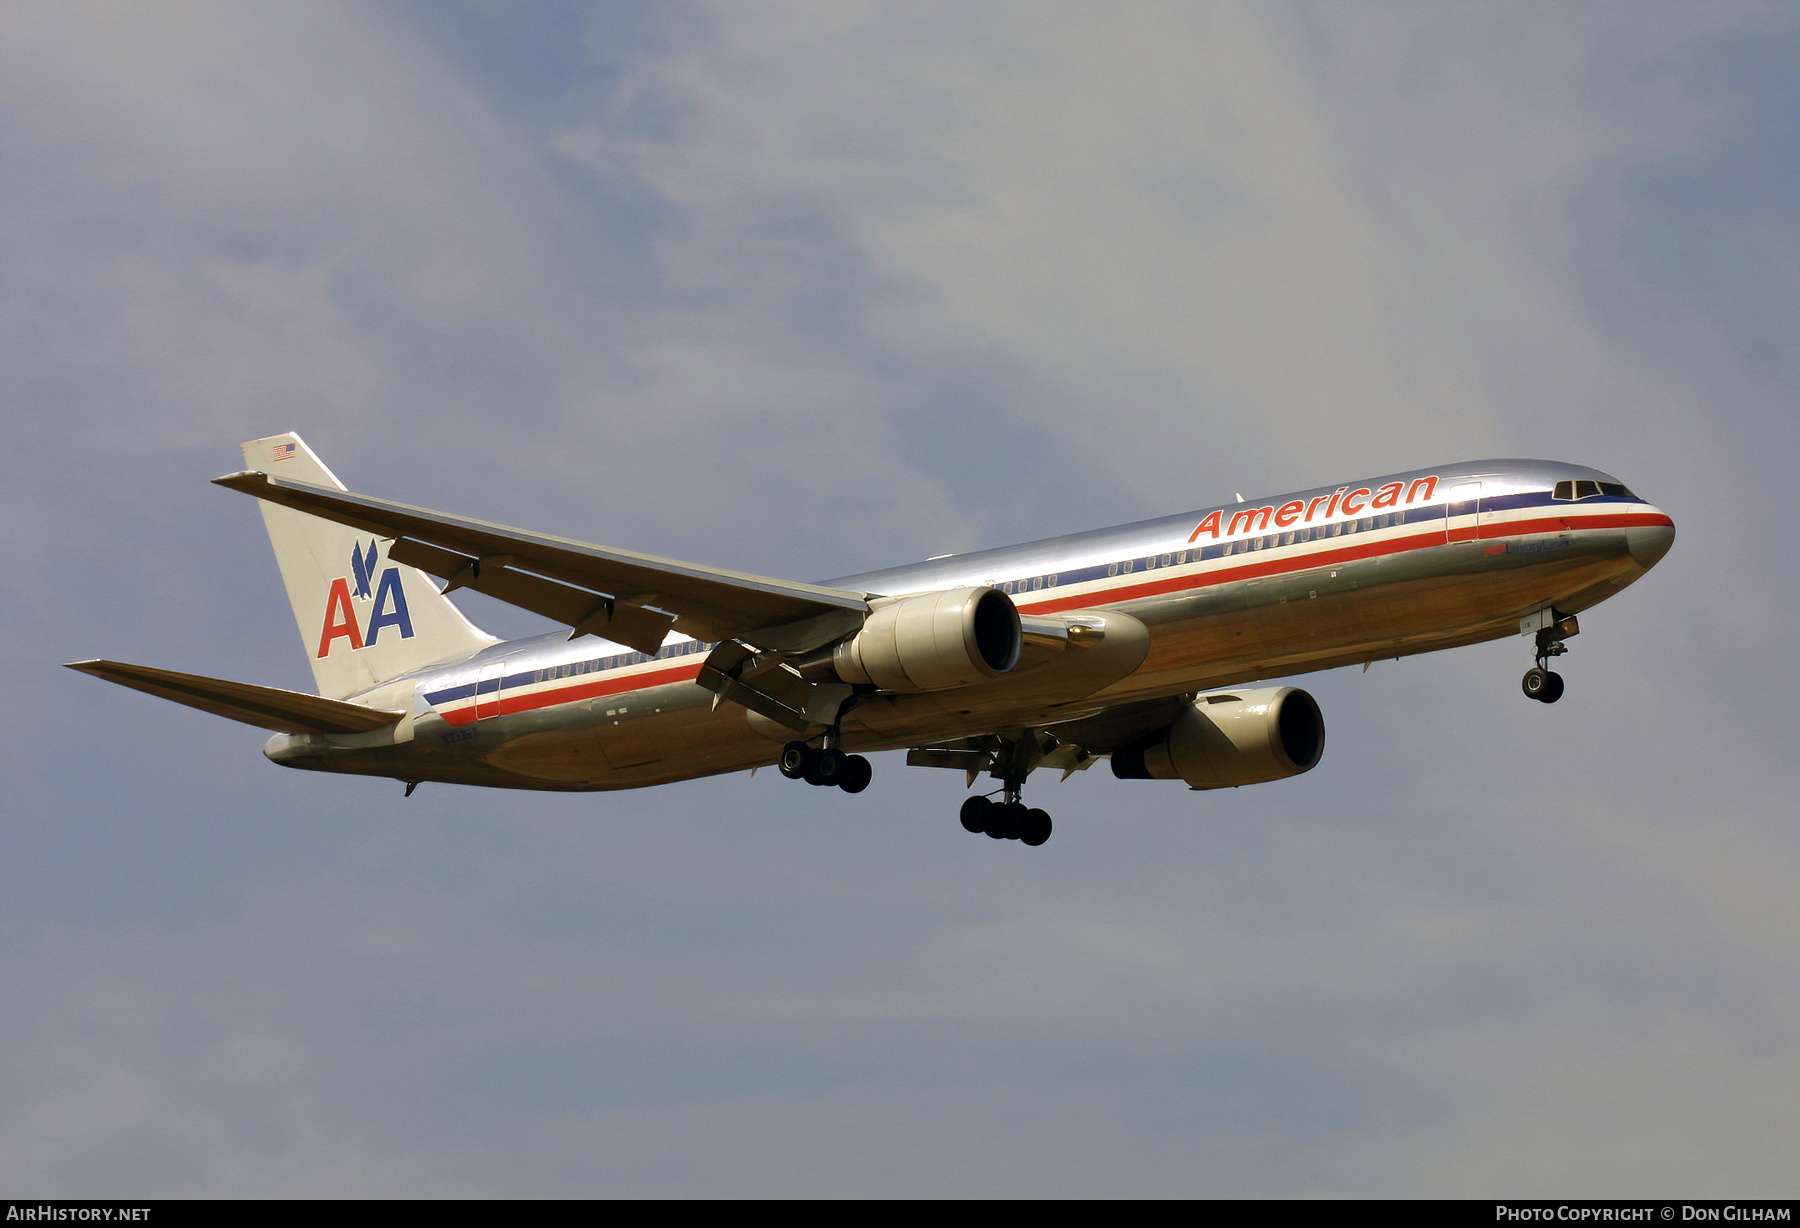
[70,433,1674,847]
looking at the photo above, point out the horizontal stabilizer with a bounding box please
[65,660,405,735]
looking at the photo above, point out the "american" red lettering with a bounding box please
[1188,474,1442,543]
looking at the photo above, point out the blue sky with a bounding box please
[3,1,1796,1196]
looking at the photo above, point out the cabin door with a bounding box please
[474,661,505,720]
[1445,482,1483,544]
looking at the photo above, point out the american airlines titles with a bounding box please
[1188,476,1440,544]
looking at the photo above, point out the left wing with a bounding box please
[66,660,405,735]
[213,471,870,655]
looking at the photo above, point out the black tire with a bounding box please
[959,795,991,834]
[806,747,847,787]
[1539,671,1565,704]
[988,801,1025,840]
[778,741,813,780]
[1522,667,1549,700]
[1020,808,1052,847]
[839,754,873,794]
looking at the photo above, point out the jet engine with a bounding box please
[1111,686,1324,789]
[832,586,1021,692]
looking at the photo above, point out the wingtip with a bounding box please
[211,469,268,488]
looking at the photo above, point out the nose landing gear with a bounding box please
[1521,612,1578,704]
[1521,666,1564,703]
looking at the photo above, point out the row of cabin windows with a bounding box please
[534,637,713,683]
[1078,510,1419,583]
[1219,510,1408,556]
[996,575,1056,595]
[1107,551,1193,578]
[1553,479,1634,501]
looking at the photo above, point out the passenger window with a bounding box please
[1122,559,1134,573]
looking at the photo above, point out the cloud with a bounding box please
[0,1,554,449]
[589,1,1730,501]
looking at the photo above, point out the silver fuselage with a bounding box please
[263,459,1675,790]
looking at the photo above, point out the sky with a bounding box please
[2,0,1797,1197]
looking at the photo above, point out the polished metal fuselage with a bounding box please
[263,459,1675,790]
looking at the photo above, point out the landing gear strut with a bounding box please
[778,740,872,793]
[1521,612,1577,704]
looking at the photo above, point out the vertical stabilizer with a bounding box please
[242,433,497,699]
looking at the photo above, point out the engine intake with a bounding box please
[834,586,1021,692]
[1111,686,1324,789]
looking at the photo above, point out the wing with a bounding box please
[213,471,871,655]
[66,660,404,735]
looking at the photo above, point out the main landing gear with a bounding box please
[778,740,873,793]
[1521,612,1579,704]
[959,794,1052,846]
[956,734,1053,846]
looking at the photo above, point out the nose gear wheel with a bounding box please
[1521,613,1576,704]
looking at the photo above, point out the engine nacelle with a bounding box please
[833,586,1021,692]
[1111,686,1324,789]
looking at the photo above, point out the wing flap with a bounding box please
[385,538,677,655]
[66,660,404,735]
[213,472,869,648]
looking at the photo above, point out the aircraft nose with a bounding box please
[1627,519,1675,571]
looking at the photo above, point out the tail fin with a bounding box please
[242,433,497,699]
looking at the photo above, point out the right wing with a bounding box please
[212,471,871,655]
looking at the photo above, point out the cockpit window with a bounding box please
[1553,479,1636,501]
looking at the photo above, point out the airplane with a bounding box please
[69,433,1675,847]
